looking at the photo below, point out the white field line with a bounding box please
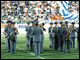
[1,41,45,59]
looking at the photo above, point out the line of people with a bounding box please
[3,20,79,56]
[25,20,79,56]
[48,21,79,53]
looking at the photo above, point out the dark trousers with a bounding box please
[30,37,33,50]
[60,39,63,51]
[54,35,58,50]
[71,37,75,48]
[8,39,10,51]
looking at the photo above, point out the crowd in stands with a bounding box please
[67,1,79,14]
[1,1,79,24]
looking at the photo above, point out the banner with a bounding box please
[58,1,79,20]
[15,24,27,34]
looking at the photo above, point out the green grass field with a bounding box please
[1,34,79,59]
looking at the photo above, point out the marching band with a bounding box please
[3,20,79,56]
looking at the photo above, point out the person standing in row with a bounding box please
[63,21,71,53]
[53,22,59,50]
[29,21,34,50]
[10,22,19,54]
[40,22,46,53]
[48,22,54,48]
[76,23,79,50]
[3,20,12,52]
[70,22,76,48]
[38,22,46,53]
[33,21,43,56]
[58,21,64,51]
[25,21,30,49]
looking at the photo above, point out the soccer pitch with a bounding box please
[1,34,79,59]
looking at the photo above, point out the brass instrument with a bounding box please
[9,27,18,40]
[12,28,17,33]
[66,31,70,40]
[51,27,53,35]
[66,27,71,40]
[32,27,34,32]
[51,32,53,35]
[72,28,76,32]
[41,23,46,31]
[42,22,45,26]
[39,22,46,32]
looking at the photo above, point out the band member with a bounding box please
[33,21,43,56]
[25,21,30,49]
[38,22,46,53]
[3,20,12,52]
[70,22,76,48]
[29,21,34,50]
[48,22,54,48]
[63,21,71,53]
[53,22,58,50]
[76,23,79,50]
[10,22,19,54]
[58,21,64,51]
[41,22,46,53]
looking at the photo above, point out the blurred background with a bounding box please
[1,1,79,24]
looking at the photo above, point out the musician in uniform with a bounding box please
[3,20,12,52]
[25,21,30,49]
[58,21,64,51]
[29,21,34,50]
[38,22,46,53]
[10,22,19,54]
[76,22,79,50]
[63,21,71,53]
[32,21,43,56]
[70,22,76,48]
[53,22,59,50]
[40,22,46,53]
[48,22,54,48]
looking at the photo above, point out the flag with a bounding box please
[58,1,79,20]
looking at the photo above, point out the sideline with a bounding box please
[1,40,45,59]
